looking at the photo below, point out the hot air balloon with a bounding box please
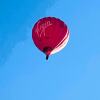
[32,17,69,60]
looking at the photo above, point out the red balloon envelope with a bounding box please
[32,17,69,60]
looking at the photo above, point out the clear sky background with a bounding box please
[0,0,100,100]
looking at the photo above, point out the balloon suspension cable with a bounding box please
[43,47,52,60]
[46,55,49,60]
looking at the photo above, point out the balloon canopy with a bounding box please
[32,17,69,60]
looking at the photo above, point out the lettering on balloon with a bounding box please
[35,21,52,37]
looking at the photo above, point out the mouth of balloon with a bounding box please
[43,47,53,55]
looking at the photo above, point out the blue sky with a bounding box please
[0,0,100,100]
